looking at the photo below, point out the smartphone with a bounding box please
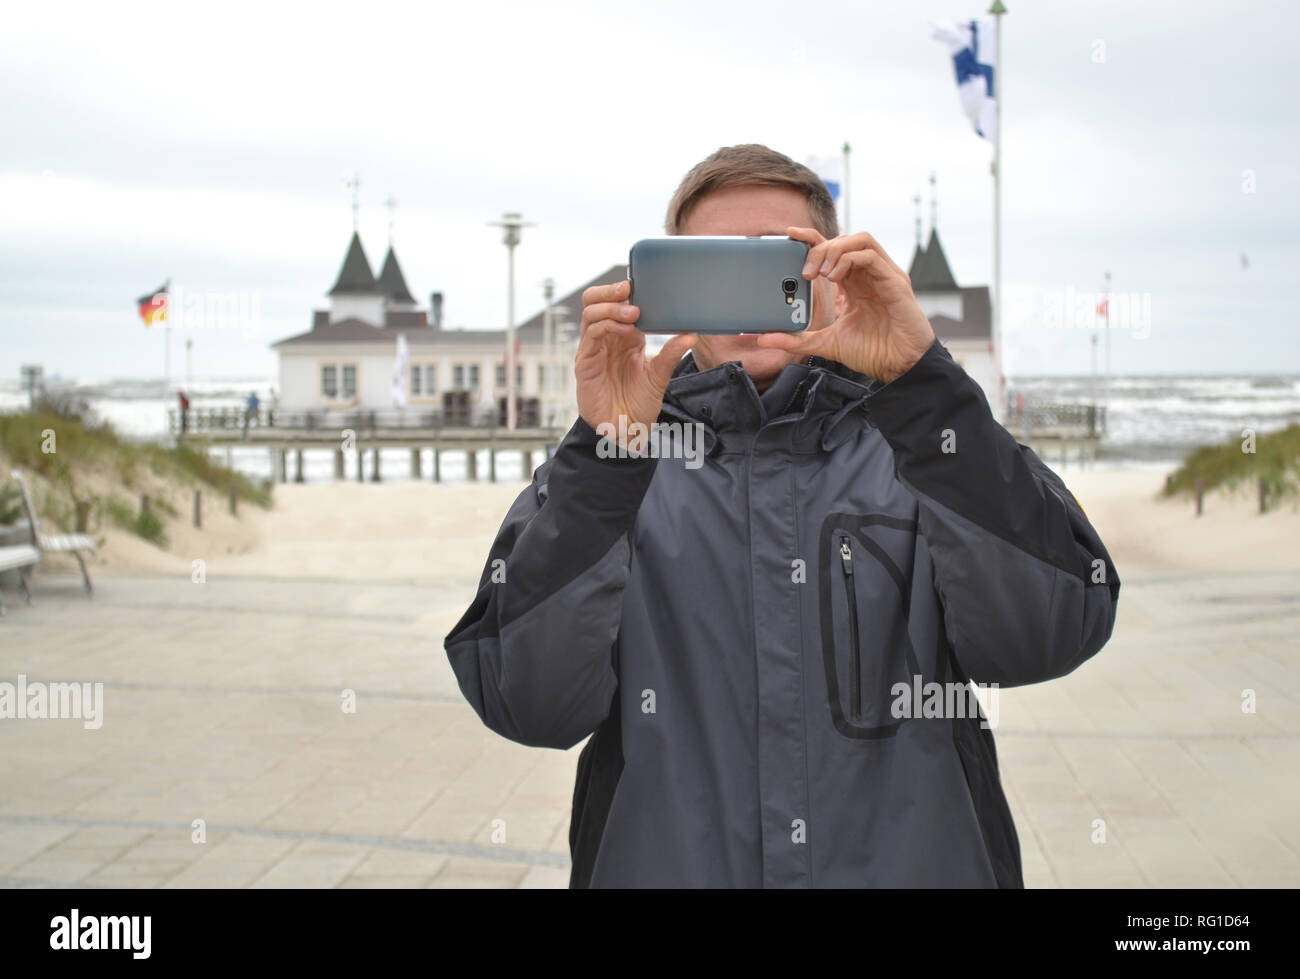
[627,235,812,334]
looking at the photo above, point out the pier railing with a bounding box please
[169,406,536,437]
[1010,402,1106,440]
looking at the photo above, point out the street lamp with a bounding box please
[542,277,555,427]
[488,212,535,429]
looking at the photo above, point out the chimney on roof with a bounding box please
[430,291,444,330]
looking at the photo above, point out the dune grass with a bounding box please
[0,408,269,546]
[1162,423,1300,502]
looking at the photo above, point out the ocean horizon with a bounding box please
[3,372,1298,483]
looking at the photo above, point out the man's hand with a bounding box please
[756,227,936,383]
[576,280,697,443]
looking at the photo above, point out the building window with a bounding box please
[538,364,545,391]
[468,364,480,391]
[495,363,505,388]
[424,365,438,395]
[321,363,357,401]
[410,365,422,396]
[453,364,465,389]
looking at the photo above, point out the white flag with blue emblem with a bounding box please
[932,18,997,142]
[392,332,409,408]
[806,154,843,203]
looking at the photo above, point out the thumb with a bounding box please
[649,332,697,390]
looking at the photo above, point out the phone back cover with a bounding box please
[628,236,812,334]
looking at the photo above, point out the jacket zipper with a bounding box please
[839,534,861,721]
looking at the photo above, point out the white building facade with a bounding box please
[272,227,1001,424]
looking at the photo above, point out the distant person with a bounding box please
[178,389,190,436]
[244,390,260,436]
[445,143,1120,888]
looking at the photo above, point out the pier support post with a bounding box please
[466,449,478,482]
[410,448,422,479]
[356,448,364,483]
[432,447,441,483]
[295,449,305,483]
[489,448,497,483]
[1195,477,1204,517]
[522,449,533,479]
[334,449,345,480]
[371,447,382,482]
[193,490,202,529]
[278,449,288,483]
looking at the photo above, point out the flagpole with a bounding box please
[990,0,1006,420]
[163,276,172,399]
[1104,268,1111,427]
[842,141,852,234]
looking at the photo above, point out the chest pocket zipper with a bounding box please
[839,535,861,721]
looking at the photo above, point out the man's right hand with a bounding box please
[576,280,696,443]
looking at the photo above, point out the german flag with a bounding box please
[136,279,169,327]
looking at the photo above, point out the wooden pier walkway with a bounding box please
[170,407,565,483]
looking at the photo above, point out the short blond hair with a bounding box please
[665,143,839,239]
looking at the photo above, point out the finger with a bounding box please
[835,231,905,277]
[582,301,639,335]
[785,226,831,280]
[755,326,834,358]
[786,226,825,247]
[826,251,912,302]
[826,249,884,283]
[648,332,697,389]
[582,319,639,344]
[583,280,629,308]
[810,232,906,281]
[813,233,877,277]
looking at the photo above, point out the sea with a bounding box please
[2,374,1297,484]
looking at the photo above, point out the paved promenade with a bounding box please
[1,560,1297,888]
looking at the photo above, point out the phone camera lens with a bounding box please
[782,277,798,295]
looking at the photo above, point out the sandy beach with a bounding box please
[3,461,1298,888]
[86,463,1300,584]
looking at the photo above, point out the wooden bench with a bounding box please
[8,470,97,603]
[0,540,38,616]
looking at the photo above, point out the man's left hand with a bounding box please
[756,227,936,383]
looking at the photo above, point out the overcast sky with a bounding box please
[2,0,1296,382]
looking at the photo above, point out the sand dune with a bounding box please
[84,466,1299,585]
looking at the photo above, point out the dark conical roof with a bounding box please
[908,229,958,292]
[907,243,925,279]
[377,247,416,304]
[328,231,379,296]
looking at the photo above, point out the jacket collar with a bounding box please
[660,351,880,455]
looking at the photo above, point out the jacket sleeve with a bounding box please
[865,339,1120,688]
[443,415,657,749]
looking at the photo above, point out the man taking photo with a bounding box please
[445,143,1120,888]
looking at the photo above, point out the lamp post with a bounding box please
[488,212,535,429]
[542,277,555,427]
[558,315,578,425]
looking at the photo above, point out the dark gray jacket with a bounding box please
[445,339,1119,887]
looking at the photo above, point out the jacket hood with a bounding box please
[660,351,881,456]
